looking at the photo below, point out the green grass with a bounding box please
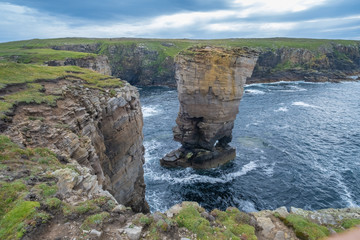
[175,204,257,240]
[0,47,96,64]
[0,63,123,118]
[81,212,110,230]
[282,214,329,240]
[0,62,122,89]
[0,201,40,240]
[341,219,360,229]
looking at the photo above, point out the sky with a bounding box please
[0,0,359,42]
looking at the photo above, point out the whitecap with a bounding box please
[347,75,359,80]
[142,105,161,117]
[146,161,258,185]
[245,89,265,95]
[292,101,320,109]
[336,176,359,207]
[274,107,288,112]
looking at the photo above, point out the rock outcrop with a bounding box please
[161,46,259,168]
[2,79,149,212]
[46,55,111,75]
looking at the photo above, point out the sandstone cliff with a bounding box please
[1,71,148,212]
[249,44,360,83]
[46,39,360,86]
[161,46,259,168]
[45,55,111,75]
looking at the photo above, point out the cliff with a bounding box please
[0,63,149,213]
[161,46,259,168]
[4,38,358,86]
[45,55,111,75]
[249,43,360,83]
[48,39,360,86]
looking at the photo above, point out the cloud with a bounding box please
[0,1,359,42]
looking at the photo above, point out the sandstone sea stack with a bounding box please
[161,46,259,168]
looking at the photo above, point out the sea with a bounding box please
[139,79,360,213]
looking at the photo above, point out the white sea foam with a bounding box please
[143,140,162,162]
[336,175,359,208]
[347,75,359,80]
[146,161,258,185]
[292,101,320,109]
[142,105,161,117]
[274,107,288,112]
[245,89,265,95]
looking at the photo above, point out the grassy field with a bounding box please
[1,37,359,64]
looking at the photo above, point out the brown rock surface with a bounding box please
[2,79,149,212]
[46,55,111,75]
[161,46,258,168]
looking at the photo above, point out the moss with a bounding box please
[45,197,62,209]
[81,212,110,230]
[341,219,360,229]
[133,214,153,226]
[34,183,58,197]
[63,197,111,216]
[0,201,40,240]
[176,205,213,239]
[283,214,329,240]
[0,180,28,217]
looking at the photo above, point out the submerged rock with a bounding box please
[161,46,259,168]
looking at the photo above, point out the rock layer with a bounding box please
[46,55,111,75]
[2,80,149,212]
[161,46,258,168]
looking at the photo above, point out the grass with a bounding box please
[175,204,257,240]
[0,135,115,239]
[0,47,96,64]
[341,219,360,229]
[281,214,329,240]
[81,212,110,230]
[0,63,123,119]
[0,62,123,89]
[0,201,40,240]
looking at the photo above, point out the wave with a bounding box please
[292,101,320,109]
[146,161,259,185]
[245,89,265,95]
[274,107,288,112]
[142,105,161,117]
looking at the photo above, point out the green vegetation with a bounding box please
[281,214,329,240]
[175,204,256,240]
[0,63,123,119]
[341,219,360,229]
[81,212,110,230]
[0,47,96,64]
[45,198,62,209]
[0,201,40,239]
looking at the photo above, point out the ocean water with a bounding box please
[139,81,360,213]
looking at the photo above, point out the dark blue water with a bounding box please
[139,80,360,213]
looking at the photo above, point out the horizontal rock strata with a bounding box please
[161,46,259,168]
[2,80,149,212]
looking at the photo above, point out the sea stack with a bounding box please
[161,46,259,169]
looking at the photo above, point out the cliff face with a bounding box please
[48,41,360,86]
[46,55,111,75]
[2,79,149,212]
[103,43,175,86]
[249,44,360,83]
[161,46,259,168]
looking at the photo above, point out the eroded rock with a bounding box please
[161,46,258,168]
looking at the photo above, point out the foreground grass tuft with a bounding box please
[281,214,329,240]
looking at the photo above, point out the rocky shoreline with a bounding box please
[1,38,360,239]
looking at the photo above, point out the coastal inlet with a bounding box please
[140,80,360,213]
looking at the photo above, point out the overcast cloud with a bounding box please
[0,0,359,42]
